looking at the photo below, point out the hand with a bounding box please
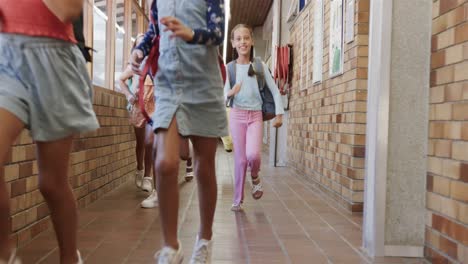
[273,115,283,128]
[160,16,194,42]
[127,94,137,105]
[130,49,144,75]
[228,82,242,97]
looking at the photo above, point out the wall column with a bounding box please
[363,0,432,257]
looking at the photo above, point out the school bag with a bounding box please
[226,57,276,121]
[72,12,93,62]
[137,0,160,124]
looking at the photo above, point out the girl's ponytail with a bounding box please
[232,47,238,60]
[247,46,255,77]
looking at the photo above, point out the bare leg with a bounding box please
[153,117,180,249]
[144,124,154,178]
[180,138,193,181]
[0,109,24,261]
[134,126,146,171]
[190,136,218,240]
[36,136,78,264]
[220,108,233,152]
[179,137,190,161]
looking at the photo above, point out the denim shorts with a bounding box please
[0,34,99,141]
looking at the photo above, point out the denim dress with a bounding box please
[152,0,228,137]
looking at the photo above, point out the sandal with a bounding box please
[251,177,263,200]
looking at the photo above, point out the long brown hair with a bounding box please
[231,24,256,77]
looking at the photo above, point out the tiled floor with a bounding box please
[17,147,426,264]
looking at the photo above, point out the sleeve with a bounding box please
[136,4,160,57]
[187,0,225,45]
[262,62,285,115]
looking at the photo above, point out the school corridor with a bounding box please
[3,0,468,263]
[14,149,424,264]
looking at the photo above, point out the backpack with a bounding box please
[226,57,276,121]
[138,0,160,124]
[72,12,93,62]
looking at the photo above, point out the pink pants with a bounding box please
[229,108,263,205]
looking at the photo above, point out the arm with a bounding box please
[131,3,159,72]
[42,0,84,23]
[225,74,242,99]
[161,0,224,45]
[188,0,225,45]
[136,17,159,57]
[118,65,136,104]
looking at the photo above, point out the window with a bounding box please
[83,0,149,90]
[114,0,125,85]
[93,0,108,88]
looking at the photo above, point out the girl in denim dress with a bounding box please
[130,0,227,263]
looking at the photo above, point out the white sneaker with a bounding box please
[141,177,153,192]
[135,170,144,188]
[141,190,158,208]
[189,236,212,264]
[0,249,21,264]
[76,250,83,264]
[154,243,184,264]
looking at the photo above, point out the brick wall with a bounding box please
[5,87,136,247]
[425,0,468,263]
[287,0,369,212]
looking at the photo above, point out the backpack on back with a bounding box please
[226,57,276,121]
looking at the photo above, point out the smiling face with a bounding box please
[231,26,254,58]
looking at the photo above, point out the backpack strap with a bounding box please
[218,55,227,83]
[72,12,93,62]
[227,61,236,89]
[253,57,266,90]
[225,61,236,107]
[138,36,160,125]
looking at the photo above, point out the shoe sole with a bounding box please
[252,190,263,200]
[141,204,158,208]
[231,206,243,212]
[155,255,183,264]
[185,176,194,182]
